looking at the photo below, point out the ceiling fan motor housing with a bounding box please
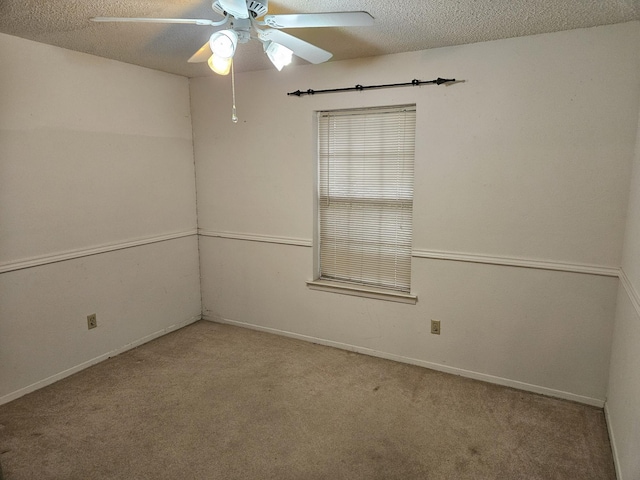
[212,0,268,18]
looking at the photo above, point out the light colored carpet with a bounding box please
[0,320,616,479]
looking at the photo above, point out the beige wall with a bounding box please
[0,33,201,403]
[606,92,640,479]
[192,22,640,406]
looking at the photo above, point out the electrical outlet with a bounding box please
[87,314,97,330]
[431,320,441,335]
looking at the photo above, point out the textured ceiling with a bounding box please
[1,0,639,77]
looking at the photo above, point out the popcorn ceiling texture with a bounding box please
[1,0,639,77]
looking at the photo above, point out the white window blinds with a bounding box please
[318,105,416,293]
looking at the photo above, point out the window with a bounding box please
[310,105,416,303]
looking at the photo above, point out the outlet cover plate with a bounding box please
[431,320,441,335]
[87,314,97,330]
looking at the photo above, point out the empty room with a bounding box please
[1,0,639,479]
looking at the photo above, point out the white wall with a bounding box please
[192,22,640,406]
[606,95,640,479]
[0,34,201,403]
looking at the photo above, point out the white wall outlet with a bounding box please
[87,314,97,330]
[431,320,441,335]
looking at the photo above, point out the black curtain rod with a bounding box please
[287,77,456,97]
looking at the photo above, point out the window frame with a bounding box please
[307,104,417,304]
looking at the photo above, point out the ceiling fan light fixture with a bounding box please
[208,54,232,75]
[265,41,293,71]
[209,30,238,59]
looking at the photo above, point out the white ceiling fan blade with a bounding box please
[91,17,217,26]
[218,0,249,19]
[263,12,374,29]
[188,42,213,63]
[259,29,332,64]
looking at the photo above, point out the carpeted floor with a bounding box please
[0,320,616,479]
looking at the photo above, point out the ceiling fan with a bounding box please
[91,0,375,75]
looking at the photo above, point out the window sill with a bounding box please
[306,279,417,305]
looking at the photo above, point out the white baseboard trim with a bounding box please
[0,229,198,274]
[205,315,605,408]
[604,403,623,480]
[198,230,312,247]
[0,314,202,406]
[412,249,619,277]
[619,268,640,319]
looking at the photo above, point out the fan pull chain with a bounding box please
[231,58,238,123]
